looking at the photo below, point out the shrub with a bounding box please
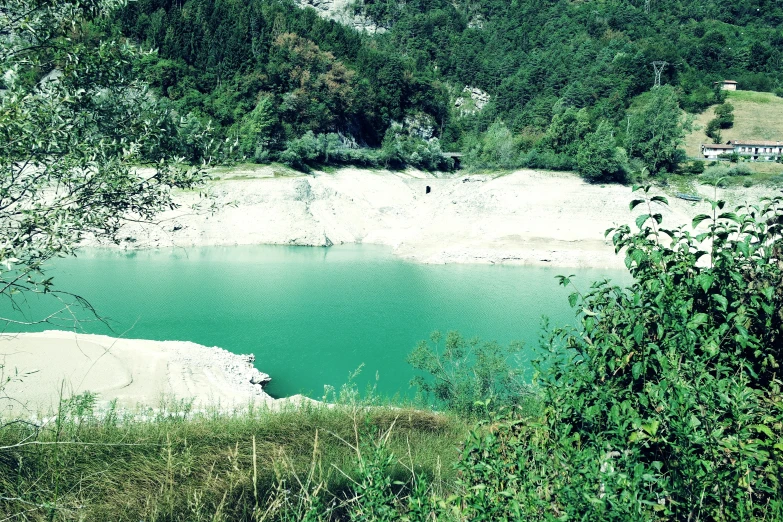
[717,151,740,162]
[451,189,783,520]
[576,120,629,183]
[705,118,721,142]
[521,149,575,171]
[714,102,735,129]
[407,331,533,418]
[377,125,454,171]
[701,163,751,185]
[280,131,384,170]
[685,160,705,174]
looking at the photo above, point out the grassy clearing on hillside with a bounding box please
[0,402,466,521]
[684,90,783,158]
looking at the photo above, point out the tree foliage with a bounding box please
[625,86,689,175]
[576,120,628,183]
[109,0,783,173]
[407,331,530,417]
[451,189,783,520]
[0,0,205,325]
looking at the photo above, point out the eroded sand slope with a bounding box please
[109,168,776,268]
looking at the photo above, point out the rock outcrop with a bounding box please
[249,369,272,387]
[294,0,383,33]
[454,86,491,115]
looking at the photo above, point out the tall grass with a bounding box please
[0,398,466,521]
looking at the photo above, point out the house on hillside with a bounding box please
[714,80,738,91]
[731,140,782,161]
[701,140,782,161]
[701,143,735,159]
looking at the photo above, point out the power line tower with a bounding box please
[644,0,651,14]
[651,61,668,87]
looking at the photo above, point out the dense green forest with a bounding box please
[107,0,783,176]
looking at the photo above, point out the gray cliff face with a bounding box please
[454,86,491,116]
[294,0,384,33]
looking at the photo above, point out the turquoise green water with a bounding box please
[3,245,628,398]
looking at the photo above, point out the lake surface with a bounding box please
[3,245,628,399]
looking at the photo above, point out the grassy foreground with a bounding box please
[0,402,466,521]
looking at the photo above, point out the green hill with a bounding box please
[109,0,783,175]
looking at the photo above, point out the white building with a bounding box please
[701,143,735,159]
[731,140,782,161]
[714,80,738,91]
[701,140,782,161]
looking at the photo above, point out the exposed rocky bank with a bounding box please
[0,331,314,418]
[103,167,777,269]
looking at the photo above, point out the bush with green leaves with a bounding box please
[706,103,734,145]
[407,331,532,418]
[280,131,382,170]
[714,102,735,129]
[625,86,689,175]
[683,160,706,175]
[380,128,453,171]
[462,120,524,171]
[450,188,783,520]
[699,163,752,186]
[576,120,629,183]
[706,118,723,144]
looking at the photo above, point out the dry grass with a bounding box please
[684,90,783,159]
[0,403,467,521]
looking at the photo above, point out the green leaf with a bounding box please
[633,324,644,344]
[635,214,650,229]
[629,431,645,443]
[750,424,774,438]
[713,294,728,312]
[687,313,709,330]
[642,420,660,436]
[650,195,669,206]
[717,211,740,223]
[629,199,645,211]
[692,214,711,228]
[697,273,714,292]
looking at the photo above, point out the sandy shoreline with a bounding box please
[100,167,777,269]
[0,331,322,418]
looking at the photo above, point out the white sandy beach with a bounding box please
[0,331,283,417]
[105,167,777,269]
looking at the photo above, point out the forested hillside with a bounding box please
[110,0,783,176]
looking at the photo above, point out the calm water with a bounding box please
[4,245,627,398]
